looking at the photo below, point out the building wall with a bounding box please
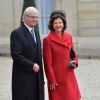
[78,0,100,37]
[56,0,100,58]
[78,0,100,58]
[0,0,100,58]
[0,0,23,55]
[56,0,78,36]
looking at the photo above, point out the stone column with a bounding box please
[0,0,23,55]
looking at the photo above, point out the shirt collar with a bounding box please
[24,23,34,33]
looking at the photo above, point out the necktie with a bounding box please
[31,29,37,43]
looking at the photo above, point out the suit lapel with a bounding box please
[34,28,42,65]
[22,24,37,47]
[34,28,41,49]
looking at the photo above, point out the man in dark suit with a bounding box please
[10,7,44,100]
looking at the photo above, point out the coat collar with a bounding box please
[49,32,69,47]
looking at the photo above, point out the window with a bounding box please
[35,0,55,34]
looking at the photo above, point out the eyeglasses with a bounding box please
[26,15,39,19]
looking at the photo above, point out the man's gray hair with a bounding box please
[23,7,39,16]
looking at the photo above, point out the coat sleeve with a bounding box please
[70,35,78,67]
[10,31,34,72]
[43,38,57,84]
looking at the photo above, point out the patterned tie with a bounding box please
[31,29,37,43]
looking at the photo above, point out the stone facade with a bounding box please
[78,0,100,57]
[0,0,23,55]
[0,0,100,58]
[57,0,100,58]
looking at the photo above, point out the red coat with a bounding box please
[43,32,81,100]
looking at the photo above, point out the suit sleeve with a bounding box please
[70,35,78,67]
[43,38,57,84]
[10,31,34,72]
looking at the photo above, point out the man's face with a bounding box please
[24,12,39,28]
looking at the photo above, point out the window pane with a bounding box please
[35,0,55,34]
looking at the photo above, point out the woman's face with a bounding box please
[53,18,64,33]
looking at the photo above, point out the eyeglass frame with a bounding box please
[25,15,39,19]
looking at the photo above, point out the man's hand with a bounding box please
[32,63,40,73]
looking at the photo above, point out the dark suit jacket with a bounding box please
[10,24,44,100]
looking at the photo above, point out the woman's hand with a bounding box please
[49,83,58,91]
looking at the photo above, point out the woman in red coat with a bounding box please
[43,11,81,100]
